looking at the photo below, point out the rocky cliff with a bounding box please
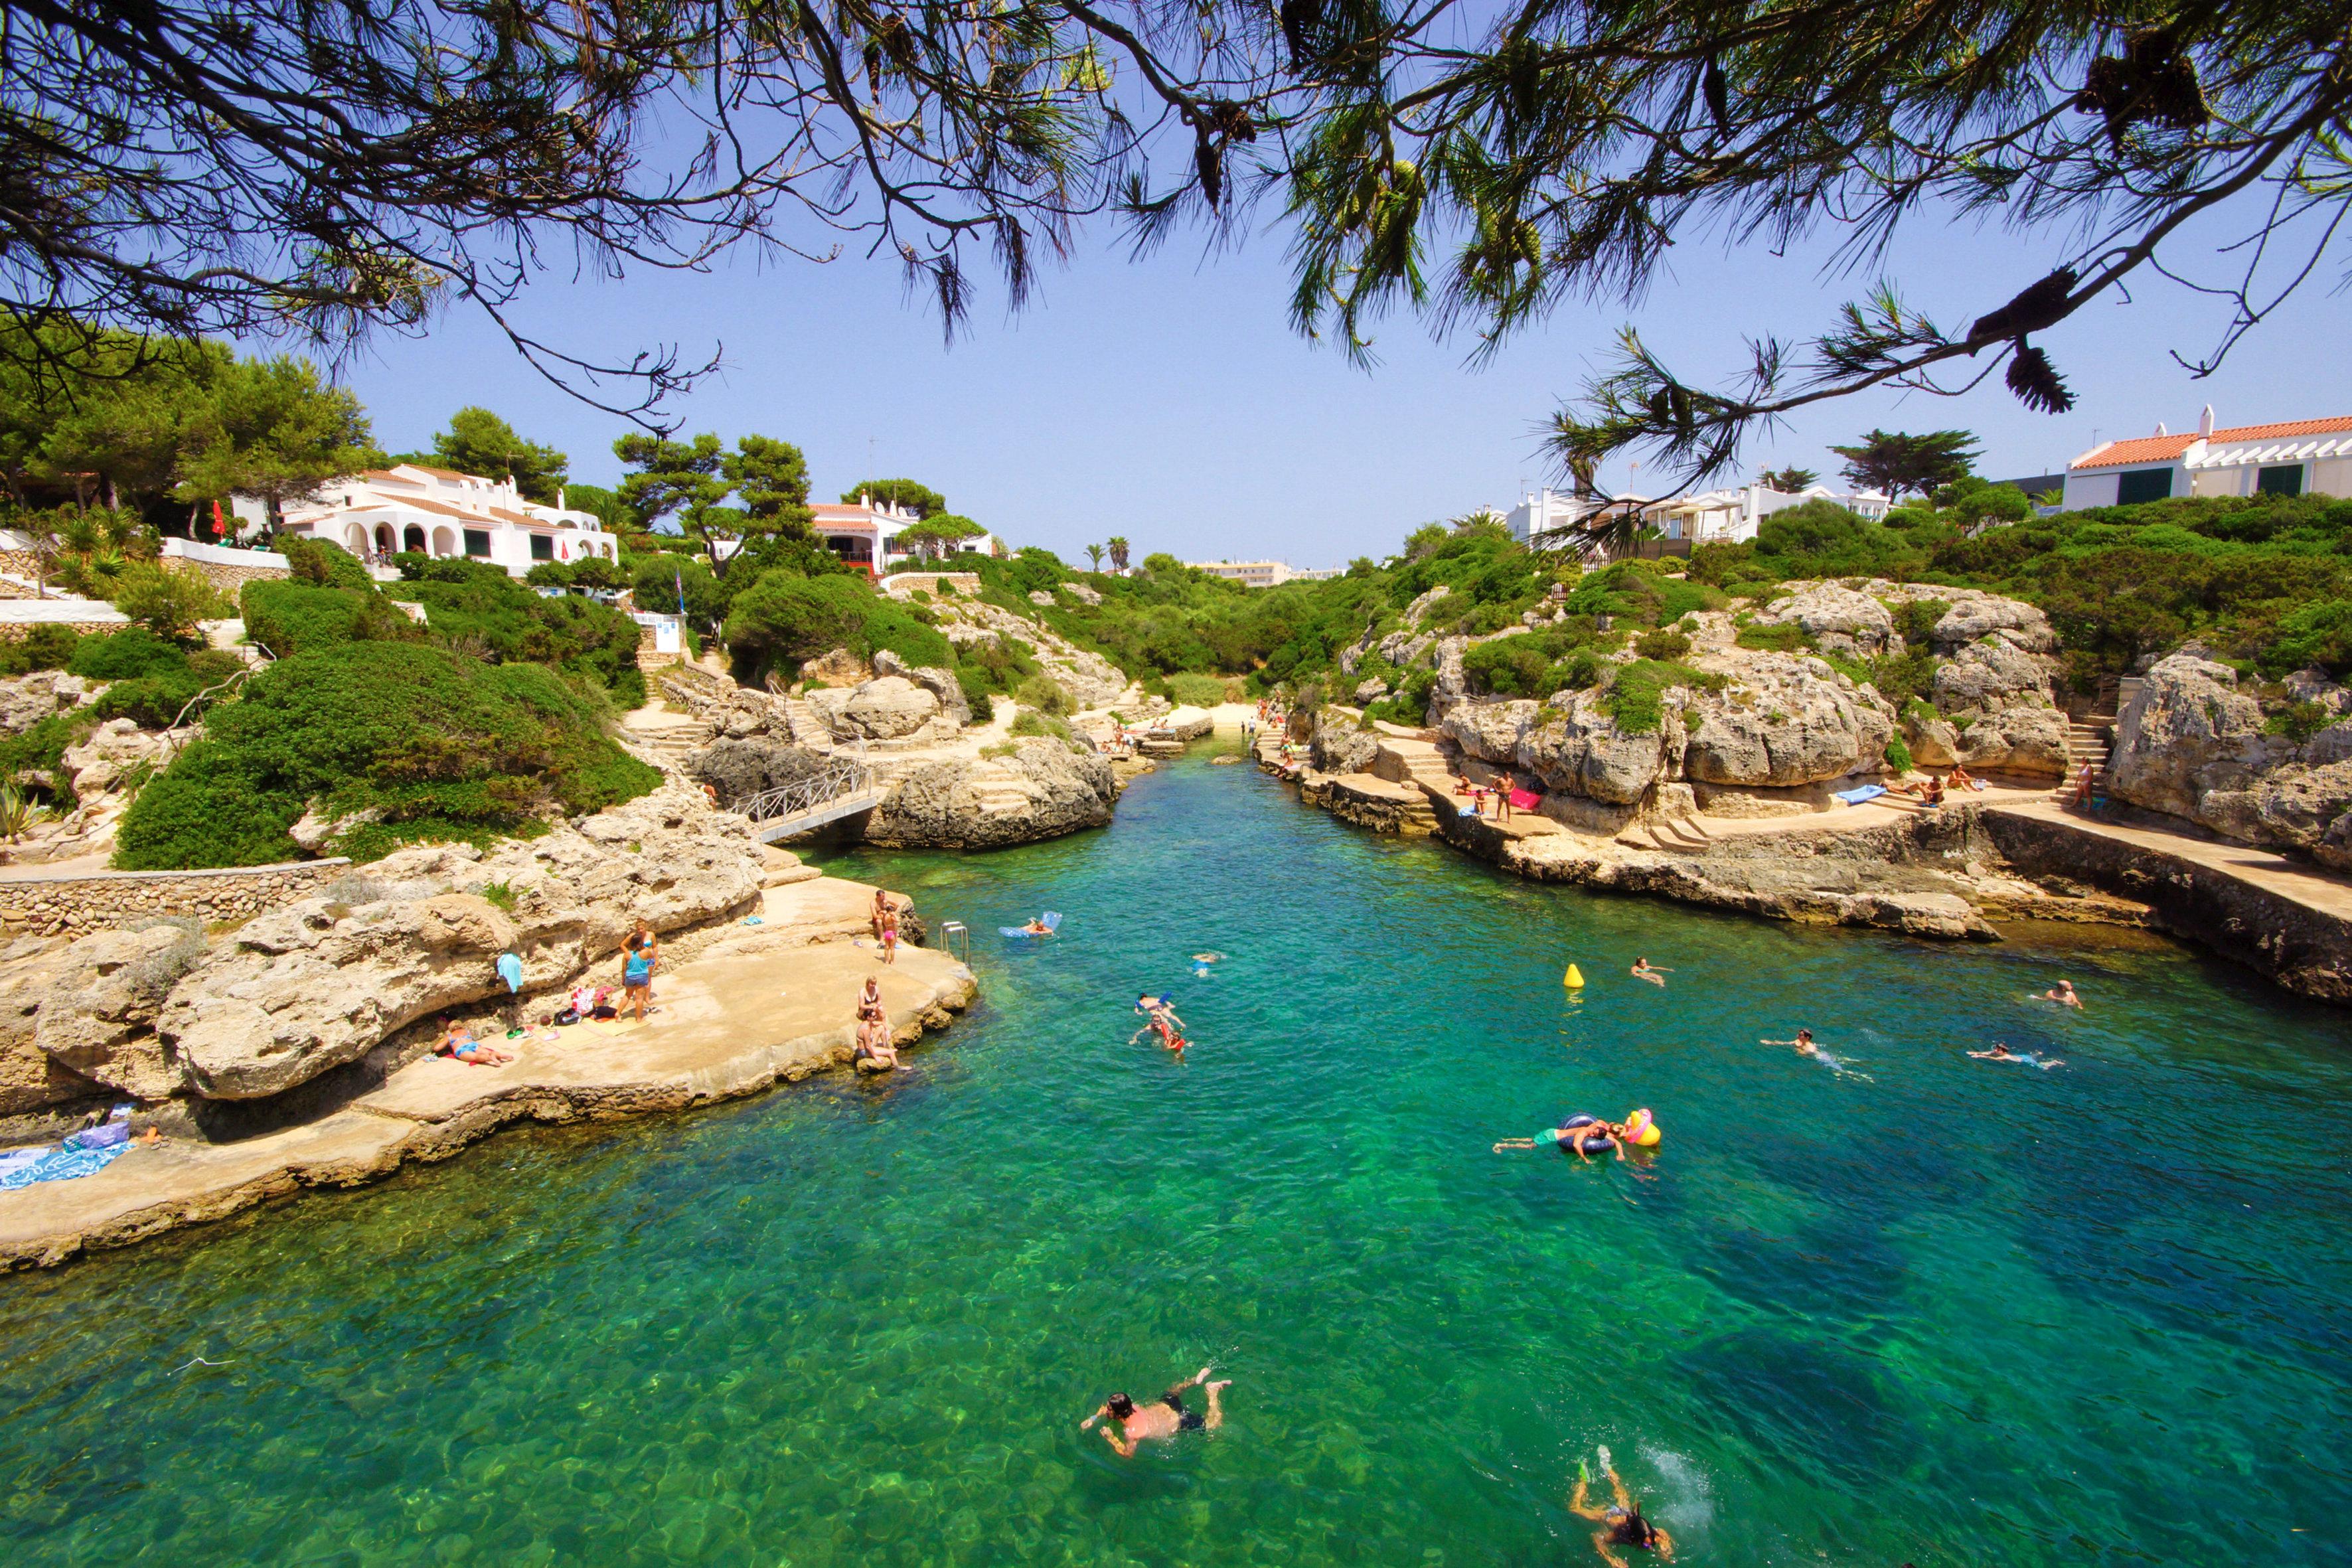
[863,737,1117,850]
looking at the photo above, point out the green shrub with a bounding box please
[2263,599,2352,678]
[2267,701,2335,743]
[0,713,82,809]
[242,580,420,656]
[1634,627,1691,661]
[275,535,376,589]
[0,623,81,674]
[1016,674,1072,715]
[1734,621,1813,653]
[1603,660,1720,734]
[1008,710,1071,741]
[1166,672,1231,706]
[722,570,951,676]
[115,641,661,868]
[1885,736,1915,773]
[1890,598,1950,649]
[386,574,647,706]
[69,627,193,680]
[953,666,996,722]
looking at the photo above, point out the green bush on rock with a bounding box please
[115,642,661,868]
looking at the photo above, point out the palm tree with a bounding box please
[1085,543,1105,571]
[1106,536,1130,572]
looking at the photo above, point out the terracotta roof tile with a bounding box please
[2074,416,2352,468]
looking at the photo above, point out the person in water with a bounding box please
[1494,1120,1626,1162]
[1761,1028,1819,1056]
[1081,1366,1231,1456]
[2041,979,2083,1009]
[1570,1449,1675,1567]
[1630,958,1668,987]
[1970,1041,2064,1070]
[1130,995,1188,1053]
[1019,916,1056,937]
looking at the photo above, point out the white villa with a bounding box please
[1188,560,1340,588]
[1642,481,1891,543]
[238,464,620,576]
[1506,490,1644,548]
[2063,410,2352,509]
[809,497,1000,576]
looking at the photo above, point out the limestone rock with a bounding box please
[2108,653,2266,821]
[1516,693,1677,805]
[154,781,763,1100]
[1354,676,1391,704]
[864,738,1116,850]
[873,649,973,728]
[58,718,179,796]
[1027,589,1056,607]
[33,923,207,1098]
[1950,706,2070,776]
[1751,584,1895,657]
[808,676,941,740]
[0,670,99,736]
[2201,760,2352,863]
[1931,633,2056,715]
[1863,582,2058,655]
[1063,582,1103,606]
[288,801,384,854]
[688,738,831,807]
[0,937,108,1113]
[801,647,872,685]
[1682,655,1894,787]
[1310,709,1381,775]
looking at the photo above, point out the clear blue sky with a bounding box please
[336,197,2352,570]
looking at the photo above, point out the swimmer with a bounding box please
[1761,1028,1820,1057]
[1081,1366,1231,1456]
[1130,994,1189,1053]
[1019,917,1056,937]
[1969,1041,2064,1070]
[1571,1449,1675,1567]
[1494,1120,1625,1162]
[2041,979,2083,1009]
[1630,958,1669,987]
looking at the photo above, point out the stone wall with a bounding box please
[0,617,127,643]
[171,557,287,593]
[0,858,351,939]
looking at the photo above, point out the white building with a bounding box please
[2063,409,2352,510]
[240,464,620,577]
[808,498,1000,576]
[1506,491,1638,548]
[1642,482,1891,544]
[1187,560,1338,588]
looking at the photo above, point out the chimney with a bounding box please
[2198,405,2215,437]
[2152,422,2168,437]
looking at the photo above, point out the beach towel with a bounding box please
[1458,804,1481,817]
[497,951,524,993]
[1831,785,1888,807]
[1508,788,1541,811]
[0,1142,132,1190]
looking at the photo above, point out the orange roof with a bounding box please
[392,462,479,482]
[2074,416,2352,469]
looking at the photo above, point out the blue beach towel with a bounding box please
[1831,785,1888,807]
[1000,911,1062,938]
[0,1142,132,1190]
[497,951,524,993]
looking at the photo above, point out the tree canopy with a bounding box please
[1830,431,1982,499]
[428,408,570,503]
[845,479,946,518]
[618,431,817,570]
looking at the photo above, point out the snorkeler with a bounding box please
[1570,1447,1675,1568]
[1080,1366,1231,1456]
[1969,1041,2064,1070]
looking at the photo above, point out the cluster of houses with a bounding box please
[1506,408,2352,558]
[233,469,998,581]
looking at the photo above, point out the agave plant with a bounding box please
[0,782,35,843]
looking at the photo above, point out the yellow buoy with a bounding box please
[1563,963,1585,988]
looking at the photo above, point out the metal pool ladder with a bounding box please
[937,921,970,965]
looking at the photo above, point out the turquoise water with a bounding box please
[2,751,2350,1565]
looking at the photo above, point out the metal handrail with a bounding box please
[732,759,876,824]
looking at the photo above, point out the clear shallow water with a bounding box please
[3,752,2350,1567]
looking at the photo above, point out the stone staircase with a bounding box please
[2053,676,2144,803]
[629,720,714,765]
[965,763,1036,817]
[779,696,830,747]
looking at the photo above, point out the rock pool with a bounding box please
[1,751,2347,1565]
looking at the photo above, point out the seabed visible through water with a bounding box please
[0,748,2347,1567]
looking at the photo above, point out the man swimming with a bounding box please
[2041,979,2083,1009]
[1762,1028,1820,1056]
[1080,1366,1231,1455]
[1970,1041,2064,1070]
[1570,1447,1675,1567]
[1494,1120,1626,1162]
[1130,995,1188,1053]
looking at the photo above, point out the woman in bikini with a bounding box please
[1630,957,1669,987]
[437,1018,514,1066]
[622,921,659,1022]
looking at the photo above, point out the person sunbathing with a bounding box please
[1946,761,1983,791]
[857,975,886,1023]
[1019,916,1056,937]
[853,1014,903,1072]
[437,1018,514,1065]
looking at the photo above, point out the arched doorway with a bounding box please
[374,524,395,557]
[345,522,368,554]
[430,525,457,557]
[404,524,426,554]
